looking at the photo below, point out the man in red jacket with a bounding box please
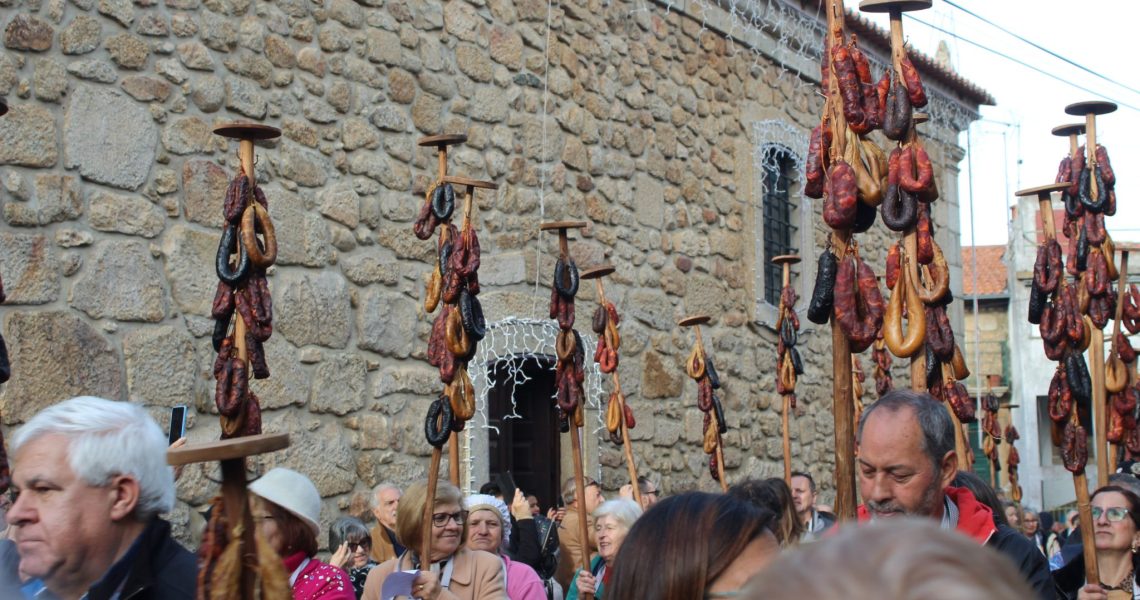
[856,390,1056,599]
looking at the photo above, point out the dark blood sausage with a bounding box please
[430,183,456,221]
[1066,352,1092,407]
[926,304,955,361]
[1079,167,1108,213]
[823,161,858,229]
[881,184,916,231]
[831,42,866,132]
[899,54,927,108]
[807,248,839,325]
[554,257,579,299]
[424,396,453,448]
[882,79,912,141]
[215,224,251,286]
[1027,281,1046,325]
[852,199,877,234]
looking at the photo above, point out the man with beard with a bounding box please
[856,390,1056,599]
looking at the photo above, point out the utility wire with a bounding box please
[943,0,1140,99]
[904,14,1140,113]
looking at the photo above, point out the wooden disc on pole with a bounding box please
[858,0,932,12]
[1051,123,1086,138]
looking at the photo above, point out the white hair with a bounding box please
[371,481,401,509]
[593,498,642,531]
[11,396,175,519]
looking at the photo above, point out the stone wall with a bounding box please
[0,0,978,545]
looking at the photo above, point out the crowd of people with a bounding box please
[0,392,1136,599]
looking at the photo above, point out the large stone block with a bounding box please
[71,240,168,322]
[0,104,57,168]
[340,254,401,287]
[641,351,682,399]
[310,353,366,415]
[181,160,230,228]
[0,311,123,424]
[60,15,101,55]
[317,182,360,229]
[356,288,416,357]
[63,85,156,191]
[4,14,53,52]
[261,412,356,496]
[623,288,674,331]
[266,185,333,267]
[124,325,196,407]
[160,224,217,317]
[0,233,59,304]
[4,174,81,226]
[88,190,165,238]
[249,334,310,409]
[275,270,351,349]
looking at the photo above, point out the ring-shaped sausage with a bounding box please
[430,182,456,221]
[448,368,476,421]
[706,358,721,389]
[425,397,453,448]
[459,289,487,341]
[712,394,727,435]
[687,344,706,380]
[556,329,577,361]
[591,305,608,334]
[216,223,251,286]
[240,203,277,268]
[880,184,917,231]
[554,257,580,299]
[883,261,925,358]
[599,347,618,374]
[425,267,442,314]
[445,308,472,357]
[605,392,622,433]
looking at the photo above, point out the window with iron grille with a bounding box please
[761,147,798,305]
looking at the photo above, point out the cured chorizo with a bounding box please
[899,146,934,194]
[823,161,858,230]
[925,304,954,361]
[223,175,249,224]
[240,203,277,268]
[831,42,866,132]
[915,204,934,265]
[1061,420,1088,473]
[1033,239,1063,294]
[1118,331,1137,364]
[805,125,826,199]
[885,242,902,291]
[1096,145,1115,187]
[833,253,884,353]
[899,54,927,108]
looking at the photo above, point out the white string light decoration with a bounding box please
[460,317,606,493]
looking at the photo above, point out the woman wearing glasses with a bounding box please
[361,480,505,600]
[1058,485,1140,600]
[248,468,356,599]
[329,517,379,599]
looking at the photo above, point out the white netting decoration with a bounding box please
[753,120,808,181]
[460,317,606,493]
[632,0,978,142]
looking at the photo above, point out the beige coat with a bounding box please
[369,524,399,564]
[361,547,506,600]
[555,509,597,590]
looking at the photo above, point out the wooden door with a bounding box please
[487,355,562,512]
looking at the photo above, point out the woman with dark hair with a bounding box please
[606,492,779,599]
[950,470,1009,527]
[329,516,378,599]
[1058,485,1140,599]
[361,480,505,600]
[727,478,803,546]
[248,468,355,599]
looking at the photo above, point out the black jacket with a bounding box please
[986,523,1060,600]
[87,517,197,600]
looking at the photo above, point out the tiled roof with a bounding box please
[843,8,996,107]
[962,245,1008,296]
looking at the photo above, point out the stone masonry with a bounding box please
[0,0,982,547]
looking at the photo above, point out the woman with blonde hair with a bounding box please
[361,480,504,600]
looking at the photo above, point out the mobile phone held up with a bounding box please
[168,405,187,446]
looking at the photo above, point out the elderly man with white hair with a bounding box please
[6,396,196,599]
[368,482,404,563]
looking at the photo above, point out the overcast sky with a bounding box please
[846,0,1140,248]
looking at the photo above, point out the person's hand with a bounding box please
[548,507,566,522]
[511,489,532,521]
[619,483,634,500]
[576,569,597,595]
[1078,583,1109,600]
[170,437,188,480]
[329,542,350,569]
[412,569,442,600]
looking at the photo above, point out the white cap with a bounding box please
[248,467,322,537]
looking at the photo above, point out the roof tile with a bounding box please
[962,245,1007,296]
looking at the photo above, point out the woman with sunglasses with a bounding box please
[1057,485,1140,599]
[361,480,504,600]
[329,517,378,599]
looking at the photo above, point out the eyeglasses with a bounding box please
[347,541,370,552]
[431,510,468,527]
[1092,507,1132,523]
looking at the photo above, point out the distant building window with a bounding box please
[762,147,798,305]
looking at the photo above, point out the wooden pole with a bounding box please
[825,0,857,525]
[780,260,794,485]
[1020,181,1097,582]
[593,277,642,506]
[421,448,442,564]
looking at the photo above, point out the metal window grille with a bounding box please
[762,148,798,305]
